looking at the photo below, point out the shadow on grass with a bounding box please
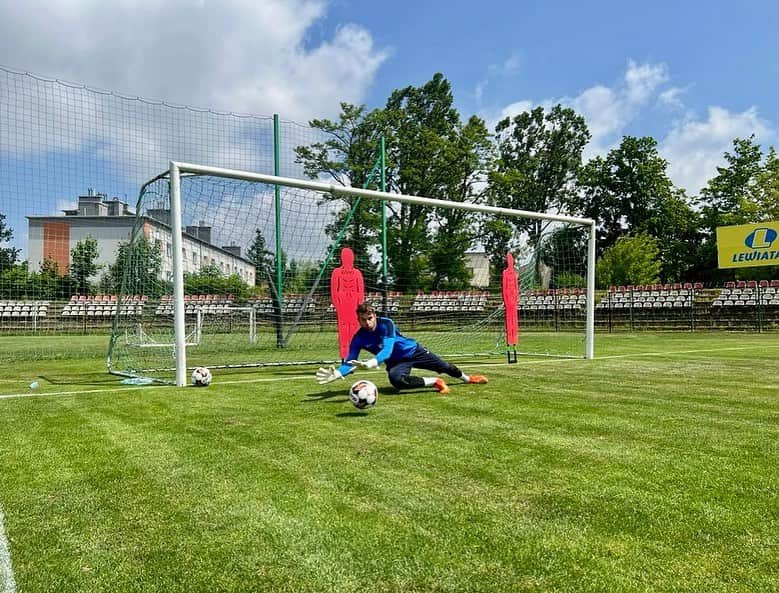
[335,410,371,418]
[37,373,120,386]
[304,389,347,403]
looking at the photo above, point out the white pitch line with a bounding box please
[0,375,314,400]
[594,344,779,360]
[0,504,16,593]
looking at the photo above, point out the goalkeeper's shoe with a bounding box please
[434,378,450,394]
[468,375,488,384]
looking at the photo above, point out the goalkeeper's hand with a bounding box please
[316,367,343,384]
[347,358,379,370]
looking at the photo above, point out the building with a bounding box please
[465,251,490,288]
[27,190,256,287]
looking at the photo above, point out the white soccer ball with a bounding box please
[349,379,378,409]
[191,366,212,387]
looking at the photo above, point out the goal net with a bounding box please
[107,162,595,385]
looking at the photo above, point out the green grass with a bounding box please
[0,332,778,592]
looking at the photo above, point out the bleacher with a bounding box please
[248,294,316,315]
[410,291,488,313]
[712,280,779,307]
[61,295,146,318]
[520,289,586,311]
[597,283,703,310]
[0,300,50,319]
[363,291,401,313]
[155,294,234,316]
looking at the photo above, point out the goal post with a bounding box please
[107,161,596,386]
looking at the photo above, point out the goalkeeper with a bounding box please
[316,303,488,394]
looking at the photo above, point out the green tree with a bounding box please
[645,192,701,282]
[246,228,274,275]
[729,145,779,281]
[33,258,72,299]
[743,146,779,221]
[596,234,662,288]
[427,115,491,289]
[575,136,700,282]
[295,103,384,287]
[108,237,164,297]
[487,105,590,249]
[0,261,30,298]
[482,218,515,287]
[70,236,100,295]
[184,264,250,299]
[297,74,489,293]
[0,212,21,272]
[382,73,487,292]
[695,136,764,283]
[539,226,589,287]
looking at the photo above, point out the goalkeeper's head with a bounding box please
[356,302,378,331]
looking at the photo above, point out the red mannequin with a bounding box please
[331,247,365,360]
[502,252,519,362]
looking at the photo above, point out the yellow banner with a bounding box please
[716,221,779,269]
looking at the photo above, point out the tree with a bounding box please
[427,115,491,289]
[246,228,274,275]
[695,136,764,283]
[487,105,590,249]
[482,217,515,287]
[575,136,700,282]
[297,74,489,293]
[70,236,100,294]
[108,237,164,296]
[699,136,762,225]
[0,212,21,272]
[0,261,30,299]
[539,226,589,287]
[596,234,662,288]
[295,103,384,286]
[184,264,250,299]
[645,192,701,282]
[743,146,779,222]
[382,73,487,292]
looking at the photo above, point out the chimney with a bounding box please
[185,223,211,244]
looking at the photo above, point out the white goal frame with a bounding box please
[168,161,597,386]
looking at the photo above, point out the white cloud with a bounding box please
[488,60,669,158]
[474,53,522,110]
[660,106,774,195]
[0,0,388,121]
[490,54,522,76]
[0,0,391,194]
[658,86,687,109]
[623,60,668,105]
[489,59,776,195]
[496,100,534,122]
[572,61,668,158]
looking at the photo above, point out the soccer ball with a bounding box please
[349,379,378,409]
[191,366,212,387]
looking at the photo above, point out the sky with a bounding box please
[1,0,778,197]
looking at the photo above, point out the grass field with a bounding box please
[0,332,778,592]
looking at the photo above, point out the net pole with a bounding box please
[273,114,284,347]
[585,221,596,359]
[169,162,188,386]
[380,136,388,307]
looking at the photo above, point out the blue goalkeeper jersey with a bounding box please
[337,317,419,376]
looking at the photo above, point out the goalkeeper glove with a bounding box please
[315,366,343,384]
[347,358,379,370]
